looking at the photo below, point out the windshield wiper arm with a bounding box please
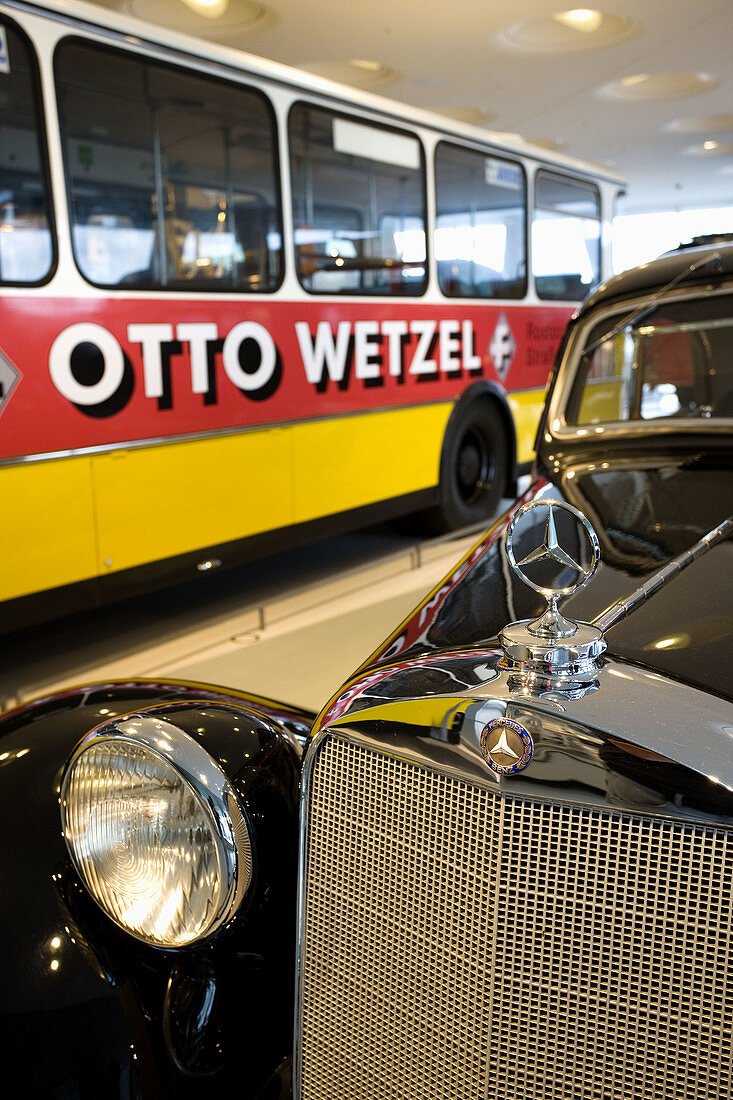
[593,514,733,633]
[582,250,723,360]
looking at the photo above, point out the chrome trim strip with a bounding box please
[294,725,331,1100]
[638,314,733,337]
[550,418,733,443]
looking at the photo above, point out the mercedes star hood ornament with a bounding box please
[500,498,606,687]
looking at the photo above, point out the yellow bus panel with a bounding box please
[91,428,293,575]
[507,388,546,465]
[291,404,452,525]
[6,396,523,602]
[3,457,97,602]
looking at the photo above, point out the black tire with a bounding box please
[420,399,508,534]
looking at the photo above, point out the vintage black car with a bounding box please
[3,240,733,1097]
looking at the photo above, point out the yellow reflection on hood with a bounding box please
[648,633,691,651]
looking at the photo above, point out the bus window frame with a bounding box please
[532,168,602,302]
[53,33,285,295]
[288,98,430,299]
[0,14,58,289]
[433,138,528,301]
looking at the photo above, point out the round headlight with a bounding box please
[60,713,252,948]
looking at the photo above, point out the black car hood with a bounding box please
[363,455,733,703]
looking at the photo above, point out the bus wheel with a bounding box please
[423,400,508,533]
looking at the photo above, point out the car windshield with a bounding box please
[564,290,733,426]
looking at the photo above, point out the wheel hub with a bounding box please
[457,431,489,502]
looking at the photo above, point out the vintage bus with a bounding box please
[0,0,623,628]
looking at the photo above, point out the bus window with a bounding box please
[0,20,53,284]
[295,204,363,292]
[434,142,526,299]
[55,40,282,291]
[289,104,427,295]
[533,171,600,300]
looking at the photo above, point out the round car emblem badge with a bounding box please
[480,717,533,775]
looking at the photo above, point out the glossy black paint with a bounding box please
[577,240,732,315]
[0,680,309,1096]
[361,232,733,705]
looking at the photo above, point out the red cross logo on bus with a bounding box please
[489,313,516,381]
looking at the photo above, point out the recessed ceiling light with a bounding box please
[491,131,524,144]
[598,72,718,100]
[349,59,384,72]
[432,107,496,126]
[123,0,269,35]
[620,74,648,88]
[526,136,567,152]
[685,140,733,157]
[298,60,398,91]
[666,114,733,135]
[498,11,638,52]
[554,9,604,33]
[180,0,229,17]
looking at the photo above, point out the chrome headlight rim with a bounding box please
[60,710,253,949]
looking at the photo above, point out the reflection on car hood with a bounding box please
[362,458,733,703]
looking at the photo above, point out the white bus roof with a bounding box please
[8,0,626,188]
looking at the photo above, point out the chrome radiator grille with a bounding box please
[298,736,733,1100]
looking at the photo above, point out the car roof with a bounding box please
[578,238,733,317]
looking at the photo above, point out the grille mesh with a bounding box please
[299,736,733,1100]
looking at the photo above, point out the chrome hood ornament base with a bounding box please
[500,498,605,687]
[499,502,732,694]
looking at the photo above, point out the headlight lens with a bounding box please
[61,714,252,948]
